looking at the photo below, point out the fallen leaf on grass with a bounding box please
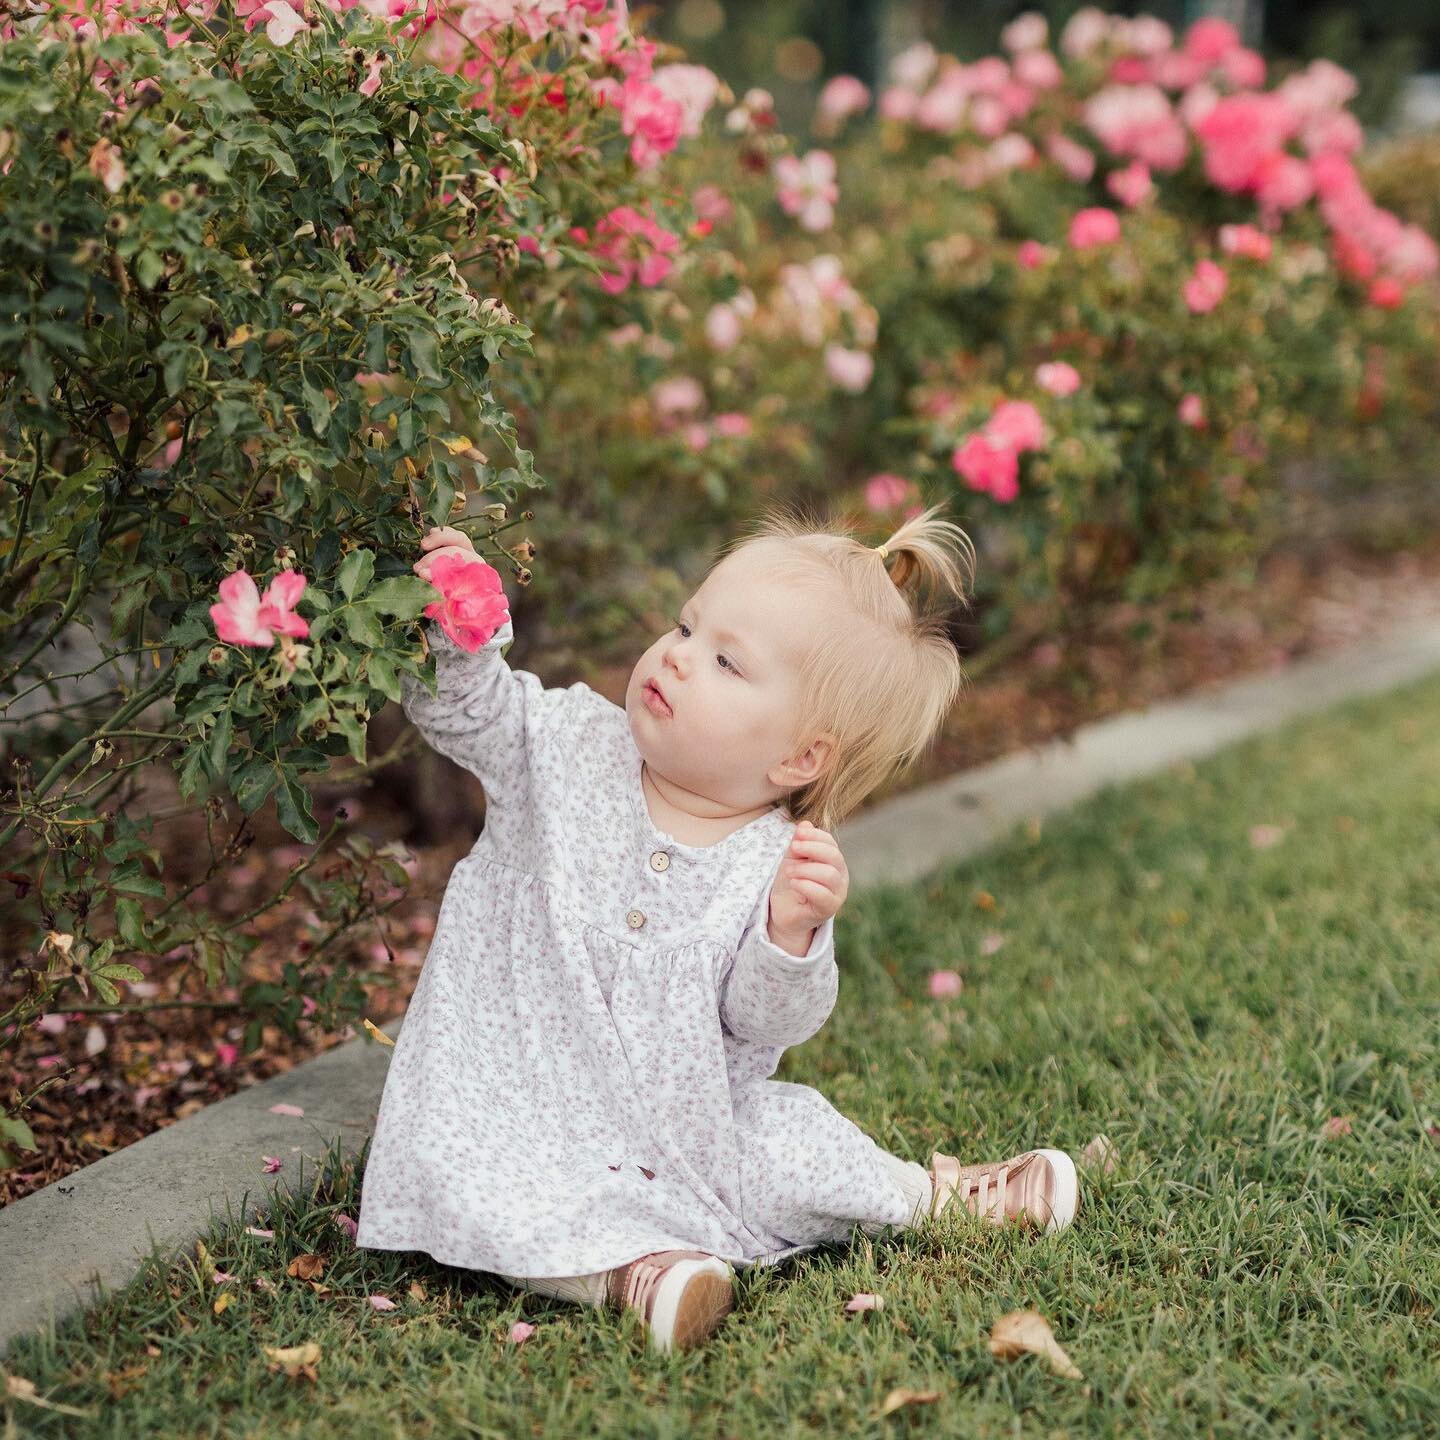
[1081,1134,1118,1173]
[260,1340,321,1381]
[408,1280,427,1302]
[4,1374,94,1417]
[877,1387,940,1415]
[368,1295,397,1311]
[844,1292,884,1314]
[988,1309,1083,1380]
[361,1017,395,1047]
[213,1292,235,1316]
[286,1253,325,1281]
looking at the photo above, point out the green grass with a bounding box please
[6,674,1440,1438]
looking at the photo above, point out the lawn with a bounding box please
[5,674,1438,1438]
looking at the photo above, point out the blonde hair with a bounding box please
[713,498,976,831]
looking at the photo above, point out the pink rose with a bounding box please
[210,568,311,648]
[1178,392,1205,428]
[1069,206,1121,248]
[985,399,1047,453]
[952,433,1020,502]
[1035,361,1081,396]
[864,473,911,510]
[1182,258,1227,314]
[421,555,510,653]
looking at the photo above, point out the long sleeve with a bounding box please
[398,612,577,808]
[718,868,838,1048]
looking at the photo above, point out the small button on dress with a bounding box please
[356,610,915,1283]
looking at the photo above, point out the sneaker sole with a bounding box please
[1033,1147,1079,1233]
[648,1257,734,1352]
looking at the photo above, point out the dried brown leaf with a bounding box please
[878,1387,941,1416]
[988,1309,1083,1380]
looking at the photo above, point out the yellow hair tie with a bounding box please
[875,544,890,560]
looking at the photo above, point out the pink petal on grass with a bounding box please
[928,969,964,999]
[245,1226,275,1238]
[1322,1115,1353,1138]
[261,1155,283,1174]
[268,1103,305,1117]
[334,1214,359,1239]
[845,1292,884,1313]
[1081,1134,1118,1173]
[368,1295,398,1311]
[212,1270,235,1284]
[508,1320,537,1344]
[1249,824,1286,849]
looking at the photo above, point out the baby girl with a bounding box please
[355,501,1079,1352]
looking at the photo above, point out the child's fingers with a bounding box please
[783,860,840,891]
[420,525,475,551]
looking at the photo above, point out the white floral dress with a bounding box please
[355,613,916,1278]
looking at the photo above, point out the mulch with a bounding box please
[5,532,1440,1209]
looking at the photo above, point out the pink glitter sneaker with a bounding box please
[929,1147,1079,1233]
[606,1249,735,1353]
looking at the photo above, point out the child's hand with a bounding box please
[412,524,478,584]
[768,821,849,948]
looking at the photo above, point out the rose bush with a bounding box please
[0,0,722,1163]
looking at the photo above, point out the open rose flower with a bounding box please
[422,554,510,653]
[773,149,839,232]
[210,569,310,647]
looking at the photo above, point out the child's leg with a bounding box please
[493,1269,610,1308]
[858,1150,933,1235]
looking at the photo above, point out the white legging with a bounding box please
[495,1151,933,1309]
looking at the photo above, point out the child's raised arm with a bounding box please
[399,525,575,811]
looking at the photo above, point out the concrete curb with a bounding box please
[4,613,1440,1358]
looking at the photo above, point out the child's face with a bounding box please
[625,553,834,813]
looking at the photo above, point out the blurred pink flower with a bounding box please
[1046,132,1095,183]
[817,74,870,124]
[1069,206,1121,248]
[1178,393,1206,428]
[1017,239,1054,269]
[210,569,310,647]
[865,473,911,511]
[1036,361,1081,396]
[1183,258,1227,313]
[1219,223,1273,261]
[986,400,1046,452]
[953,433,1020,503]
[844,1292,884,1313]
[508,1320,537,1343]
[651,376,705,415]
[774,150,839,232]
[928,969,964,999]
[1106,159,1154,207]
[823,344,873,392]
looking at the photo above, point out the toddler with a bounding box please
[355,501,1079,1352]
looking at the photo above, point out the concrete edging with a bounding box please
[4,613,1440,1357]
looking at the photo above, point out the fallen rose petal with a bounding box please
[878,1387,941,1415]
[989,1309,1083,1380]
[268,1103,305,1117]
[928,969,963,999]
[334,1214,359,1239]
[212,1270,235,1284]
[1081,1134,1118,1173]
[845,1292,884,1313]
[1248,823,1286,849]
[508,1320,537,1344]
[245,1226,275,1239]
[261,1155,283,1173]
[368,1295,397,1311]
[1322,1115,1353,1138]
[84,1023,107,1057]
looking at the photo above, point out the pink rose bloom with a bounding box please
[1047,132,1096,183]
[1183,258,1228,313]
[1000,12,1048,52]
[1368,277,1405,310]
[591,205,680,294]
[617,75,685,170]
[210,569,310,647]
[507,1321,536,1344]
[824,344,874,393]
[704,303,743,351]
[877,86,919,123]
[1061,6,1110,60]
[682,422,710,452]
[986,399,1047,452]
[1303,110,1363,158]
[1014,49,1062,90]
[773,150,839,232]
[1151,50,1204,91]
[649,63,719,138]
[1219,223,1273,260]
[421,554,510,652]
[988,133,1036,173]
[1035,361,1081,396]
[817,74,871,123]
[651,376,705,415]
[865,473,911,510]
[1194,93,1298,193]
[712,411,753,439]
[691,184,733,224]
[952,432,1020,502]
[1183,16,1240,64]
[1255,152,1314,213]
[1017,239,1054,269]
[1220,47,1266,89]
[1069,206,1121,248]
[1106,159,1154,207]
[969,94,1009,138]
[1178,392,1205,428]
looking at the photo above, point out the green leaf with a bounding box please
[406,330,442,385]
[303,377,333,437]
[366,575,434,617]
[341,603,385,647]
[115,897,149,949]
[275,772,318,844]
[109,863,167,898]
[208,707,233,775]
[366,653,401,702]
[337,548,375,600]
[0,1115,38,1153]
[332,708,367,764]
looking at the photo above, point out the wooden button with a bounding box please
[649,850,670,872]
[626,909,646,929]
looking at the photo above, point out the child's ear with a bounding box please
[771,733,835,788]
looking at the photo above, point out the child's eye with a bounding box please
[675,619,740,675]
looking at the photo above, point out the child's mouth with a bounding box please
[643,680,672,718]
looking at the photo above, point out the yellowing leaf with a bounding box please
[988,1309,1083,1380]
[213,1292,234,1316]
[878,1387,941,1416]
[361,1017,394,1047]
[439,434,475,453]
[260,1340,321,1380]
